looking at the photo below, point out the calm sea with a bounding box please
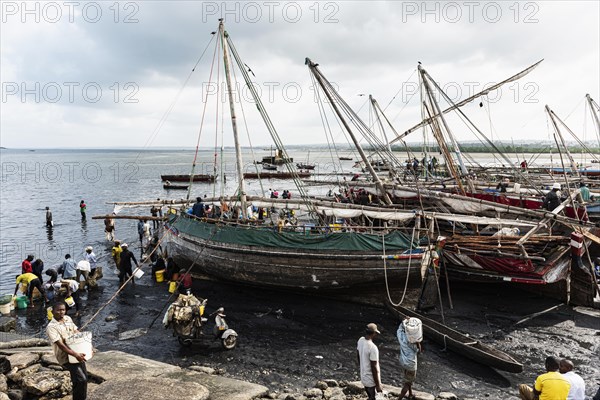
[0,147,345,294]
[0,148,570,294]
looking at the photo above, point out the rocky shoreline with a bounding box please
[0,338,462,400]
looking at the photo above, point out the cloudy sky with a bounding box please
[1,1,598,148]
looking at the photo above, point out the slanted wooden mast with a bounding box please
[546,105,581,179]
[305,57,393,205]
[585,94,600,148]
[219,19,247,218]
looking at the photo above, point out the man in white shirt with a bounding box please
[46,302,88,400]
[560,359,585,400]
[357,323,383,400]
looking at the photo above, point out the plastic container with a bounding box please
[65,331,93,363]
[65,296,75,308]
[0,303,11,315]
[155,270,165,283]
[15,296,28,309]
[403,317,423,343]
[133,268,144,279]
[168,281,177,293]
[47,306,53,320]
[0,294,12,305]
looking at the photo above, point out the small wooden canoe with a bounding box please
[386,301,523,373]
[339,156,353,161]
[163,184,189,190]
[296,163,315,170]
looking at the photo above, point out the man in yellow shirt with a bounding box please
[14,272,47,307]
[519,356,570,400]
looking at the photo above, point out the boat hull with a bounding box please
[166,218,425,291]
[161,174,215,182]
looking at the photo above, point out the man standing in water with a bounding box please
[79,200,87,220]
[46,302,88,400]
[357,323,383,400]
[46,206,53,227]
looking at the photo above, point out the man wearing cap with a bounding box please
[544,183,562,211]
[357,323,383,400]
[83,246,97,281]
[118,244,139,286]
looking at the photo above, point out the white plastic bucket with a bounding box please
[66,331,93,363]
[0,303,11,315]
[133,268,144,279]
[404,317,423,344]
[65,296,75,308]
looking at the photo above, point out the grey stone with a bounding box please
[0,356,10,374]
[22,371,70,396]
[0,317,16,333]
[323,379,339,387]
[6,389,23,400]
[325,387,345,400]
[344,381,365,395]
[5,353,39,370]
[0,374,7,392]
[188,365,215,375]
[88,377,209,400]
[6,364,41,384]
[303,388,322,398]
[86,350,180,381]
[40,354,59,366]
[437,392,457,400]
[161,369,268,400]
[0,392,8,400]
[414,391,436,400]
[315,381,329,390]
[104,314,118,322]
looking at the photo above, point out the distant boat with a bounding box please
[296,163,315,170]
[161,174,215,182]
[339,156,352,161]
[261,147,293,165]
[163,184,189,190]
[262,163,278,171]
[243,171,310,179]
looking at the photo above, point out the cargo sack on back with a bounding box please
[403,317,423,344]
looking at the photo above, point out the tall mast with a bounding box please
[586,94,600,147]
[419,65,474,193]
[546,105,580,179]
[219,20,247,218]
[306,58,392,205]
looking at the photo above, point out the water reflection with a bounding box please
[46,225,54,242]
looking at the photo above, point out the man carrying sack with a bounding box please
[46,302,88,400]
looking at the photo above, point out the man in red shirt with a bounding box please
[22,255,34,274]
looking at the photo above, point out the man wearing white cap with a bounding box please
[543,183,562,211]
[357,323,383,400]
[83,247,98,280]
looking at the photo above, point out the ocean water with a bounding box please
[0,147,573,294]
[0,147,349,293]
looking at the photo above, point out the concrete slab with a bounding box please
[88,377,209,400]
[86,350,180,381]
[87,351,268,400]
[161,369,269,400]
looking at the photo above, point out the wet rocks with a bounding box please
[0,316,16,333]
[188,365,215,375]
[255,379,455,400]
[6,353,40,370]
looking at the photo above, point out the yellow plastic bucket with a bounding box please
[168,281,177,293]
[47,306,53,320]
[155,270,165,283]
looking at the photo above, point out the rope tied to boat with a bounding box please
[383,217,418,307]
